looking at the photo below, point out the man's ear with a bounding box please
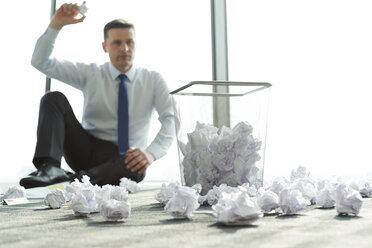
[102,42,107,53]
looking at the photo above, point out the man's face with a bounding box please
[102,28,135,73]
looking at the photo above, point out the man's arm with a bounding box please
[125,73,176,175]
[31,3,89,90]
[125,148,155,175]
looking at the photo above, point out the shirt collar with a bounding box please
[109,62,136,83]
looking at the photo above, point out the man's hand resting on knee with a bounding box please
[125,148,155,174]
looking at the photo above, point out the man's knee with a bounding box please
[132,172,145,183]
[40,91,68,106]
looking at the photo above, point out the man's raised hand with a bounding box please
[50,3,86,30]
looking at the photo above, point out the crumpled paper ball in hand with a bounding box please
[334,183,363,216]
[44,188,66,209]
[212,187,263,225]
[164,186,200,219]
[101,199,131,222]
[279,188,310,215]
[120,177,140,193]
[78,2,88,15]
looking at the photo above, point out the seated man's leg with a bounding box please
[20,91,93,188]
[61,97,145,186]
[20,91,145,188]
[68,131,145,186]
[64,103,145,185]
[74,155,145,186]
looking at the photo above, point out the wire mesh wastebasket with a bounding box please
[171,81,271,194]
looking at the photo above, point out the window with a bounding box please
[227,0,372,180]
[0,1,50,182]
[3,0,211,182]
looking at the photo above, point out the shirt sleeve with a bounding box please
[145,73,176,160]
[31,27,92,90]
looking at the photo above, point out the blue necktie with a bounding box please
[118,74,129,154]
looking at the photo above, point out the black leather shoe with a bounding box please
[27,168,74,177]
[20,164,70,189]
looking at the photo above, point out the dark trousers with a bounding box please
[33,91,144,186]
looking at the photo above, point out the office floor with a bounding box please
[1,182,371,248]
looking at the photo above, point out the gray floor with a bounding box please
[1,183,372,248]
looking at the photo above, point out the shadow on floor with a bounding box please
[208,222,259,233]
[334,214,362,221]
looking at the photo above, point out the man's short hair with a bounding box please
[104,19,135,42]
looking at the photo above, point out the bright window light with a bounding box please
[227,0,372,181]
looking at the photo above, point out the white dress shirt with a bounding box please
[31,27,175,160]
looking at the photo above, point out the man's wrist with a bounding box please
[145,150,155,163]
[49,21,64,30]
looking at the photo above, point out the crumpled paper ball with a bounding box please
[65,175,100,202]
[95,185,128,210]
[95,184,112,209]
[359,182,372,198]
[66,175,132,220]
[198,194,208,205]
[101,199,131,222]
[191,184,202,194]
[1,186,27,199]
[334,183,363,216]
[290,165,310,182]
[316,184,336,208]
[65,179,81,202]
[212,187,263,225]
[241,183,258,197]
[44,188,66,209]
[164,186,200,219]
[155,181,180,205]
[190,184,205,205]
[78,2,88,15]
[290,178,318,204]
[182,121,262,195]
[206,184,240,206]
[70,189,98,217]
[120,177,140,193]
[268,176,289,195]
[349,179,372,198]
[257,189,280,213]
[279,188,310,215]
[66,175,102,213]
[110,186,129,201]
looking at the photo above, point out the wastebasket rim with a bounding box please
[170,81,272,95]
